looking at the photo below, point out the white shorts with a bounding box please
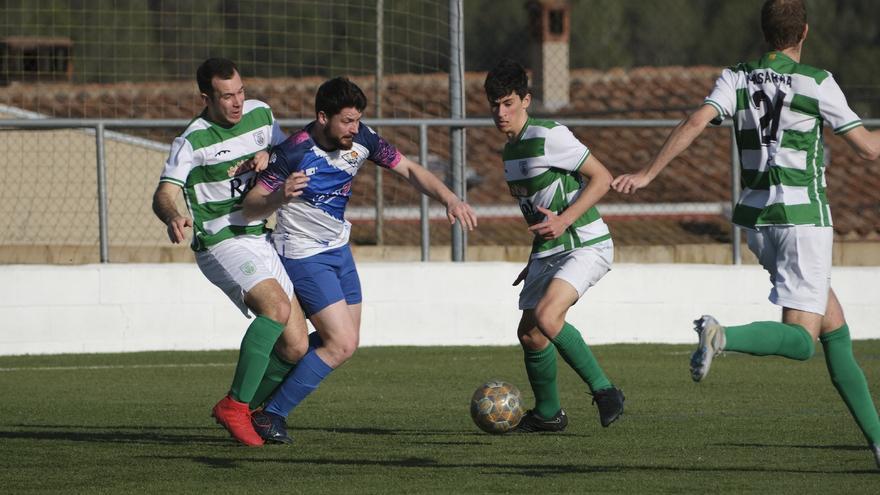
[746,225,832,315]
[518,240,613,310]
[195,234,294,317]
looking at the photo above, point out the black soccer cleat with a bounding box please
[514,408,568,433]
[592,387,625,427]
[251,410,293,444]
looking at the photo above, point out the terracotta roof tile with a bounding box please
[2,67,878,245]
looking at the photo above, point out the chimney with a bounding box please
[527,0,571,112]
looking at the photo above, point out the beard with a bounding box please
[323,126,354,150]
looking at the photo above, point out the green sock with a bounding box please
[724,321,815,361]
[229,315,284,403]
[552,322,613,393]
[821,324,880,445]
[523,344,561,419]
[248,348,297,409]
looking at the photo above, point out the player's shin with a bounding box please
[523,343,562,419]
[263,348,333,418]
[821,324,880,445]
[724,321,815,360]
[552,322,613,393]
[249,349,297,409]
[229,315,285,404]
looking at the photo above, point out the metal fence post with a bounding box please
[374,0,385,246]
[95,122,109,263]
[449,0,465,261]
[729,126,741,265]
[420,124,430,261]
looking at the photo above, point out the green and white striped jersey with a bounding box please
[502,117,611,259]
[159,99,286,251]
[705,51,862,229]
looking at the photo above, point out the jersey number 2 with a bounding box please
[752,90,786,145]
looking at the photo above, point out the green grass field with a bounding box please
[2,343,879,493]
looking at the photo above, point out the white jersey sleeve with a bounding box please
[704,68,739,122]
[269,110,286,146]
[817,74,862,134]
[544,124,590,172]
[159,136,195,187]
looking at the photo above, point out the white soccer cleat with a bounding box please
[872,444,880,470]
[690,315,726,382]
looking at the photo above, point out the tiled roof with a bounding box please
[2,67,878,246]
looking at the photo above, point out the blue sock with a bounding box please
[264,348,333,418]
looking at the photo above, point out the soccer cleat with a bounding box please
[690,315,726,382]
[251,409,293,444]
[211,395,264,447]
[515,408,568,433]
[872,444,880,470]
[592,387,625,427]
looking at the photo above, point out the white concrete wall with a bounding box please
[1,263,878,356]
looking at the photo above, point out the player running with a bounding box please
[242,76,477,443]
[152,58,311,447]
[483,59,625,432]
[612,0,880,468]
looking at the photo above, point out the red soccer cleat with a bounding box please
[211,395,264,447]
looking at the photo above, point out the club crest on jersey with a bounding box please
[269,152,277,164]
[341,150,360,165]
[253,130,266,146]
[239,261,256,276]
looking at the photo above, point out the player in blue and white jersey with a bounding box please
[242,77,477,443]
[613,0,880,468]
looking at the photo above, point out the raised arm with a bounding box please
[389,155,477,231]
[152,182,192,244]
[612,103,719,194]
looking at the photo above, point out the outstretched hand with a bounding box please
[611,171,652,194]
[527,206,569,240]
[446,198,478,231]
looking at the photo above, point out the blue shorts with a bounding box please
[281,245,362,317]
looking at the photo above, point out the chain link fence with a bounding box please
[2,0,879,264]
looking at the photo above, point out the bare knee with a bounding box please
[319,333,358,368]
[518,327,549,352]
[275,332,307,363]
[533,306,564,340]
[244,282,291,324]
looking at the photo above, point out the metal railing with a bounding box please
[5,117,870,263]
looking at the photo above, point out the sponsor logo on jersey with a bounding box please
[239,261,256,276]
[509,184,528,197]
[227,159,250,177]
[230,173,257,198]
[519,161,528,175]
[254,130,266,146]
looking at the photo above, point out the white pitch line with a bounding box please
[0,362,234,372]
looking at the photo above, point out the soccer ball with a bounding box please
[469,380,524,434]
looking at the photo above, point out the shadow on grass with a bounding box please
[149,454,880,476]
[715,442,870,452]
[1,424,228,445]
